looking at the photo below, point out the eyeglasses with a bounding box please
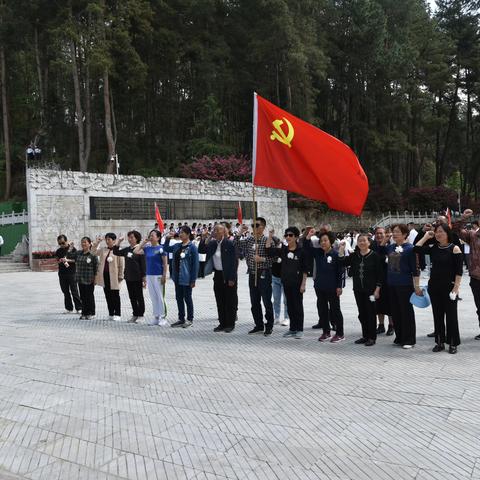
[251,223,262,228]
[284,233,295,237]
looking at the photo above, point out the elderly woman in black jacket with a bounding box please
[339,233,383,346]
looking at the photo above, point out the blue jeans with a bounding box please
[175,283,193,321]
[272,275,289,320]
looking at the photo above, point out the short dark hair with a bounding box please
[392,223,409,238]
[284,226,300,237]
[149,229,161,239]
[256,217,266,227]
[57,234,67,242]
[319,231,336,246]
[105,232,117,241]
[434,223,454,243]
[127,230,142,243]
[81,236,92,244]
[374,227,385,234]
[180,226,192,236]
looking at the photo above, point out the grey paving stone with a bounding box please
[0,270,480,480]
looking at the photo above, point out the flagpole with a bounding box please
[252,91,259,287]
[252,183,258,287]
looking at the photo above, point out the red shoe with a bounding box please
[330,335,345,343]
[318,333,331,342]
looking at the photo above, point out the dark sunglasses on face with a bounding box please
[285,233,295,237]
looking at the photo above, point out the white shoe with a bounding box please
[113,316,122,322]
[281,319,289,326]
[107,315,114,321]
[63,310,73,314]
[148,317,159,326]
[158,318,168,326]
[402,344,414,349]
[274,318,281,325]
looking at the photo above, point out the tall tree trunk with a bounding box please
[34,23,45,129]
[70,41,86,172]
[84,61,91,168]
[104,69,116,174]
[0,45,11,199]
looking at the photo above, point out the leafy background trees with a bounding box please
[1,0,480,212]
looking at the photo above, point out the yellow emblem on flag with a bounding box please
[270,117,294,148]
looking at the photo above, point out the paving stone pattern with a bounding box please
[0,267,480,479]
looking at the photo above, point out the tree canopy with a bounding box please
[1,0,480,207]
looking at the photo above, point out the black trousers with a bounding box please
[249,271,274,329]
[213,271,238,328]
[429,286,460,346]
[59,274,82,311]
[354,290,377,341]
[126,280,145,317]
[389,285,416,345]
[470,277,480,327]
[314,288,344,336]
[103,272,121,316]
[78,283,95,316]
[283,283,304,332]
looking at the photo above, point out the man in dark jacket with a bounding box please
[204,224,238,332]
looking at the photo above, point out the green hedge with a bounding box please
[0,200,27,215]
[0,224,28,256]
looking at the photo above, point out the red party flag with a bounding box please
[252,93,368,216]
[446,207,452,228]
[154,202,164,233]
[237,201,243,225]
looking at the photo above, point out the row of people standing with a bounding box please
[55,217,468,354]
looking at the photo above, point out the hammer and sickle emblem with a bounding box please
[270,117,294,148]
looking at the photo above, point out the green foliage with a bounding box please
[1,0,480,208]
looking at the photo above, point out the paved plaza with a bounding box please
[0,268,480,479]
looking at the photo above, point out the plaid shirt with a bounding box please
[68,250,99,285]
[235,234,273,274]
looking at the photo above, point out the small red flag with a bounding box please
[237,201,243,225]
[154,202,164,233]
[252,93,368,216]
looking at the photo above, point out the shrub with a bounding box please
[180,155,251,182]
[32,251,57,259]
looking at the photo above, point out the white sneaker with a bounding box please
[402,344,414,349]
[148,317,159,326]
[281,319,289,326]
[274,317,281,325]
[113,316,122,322]
[63,310,73,314]
[158,318,168,326]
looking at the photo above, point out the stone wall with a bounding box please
[288,207,380,231]
[26,169,288,261]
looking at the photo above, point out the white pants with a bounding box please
[147,275,166,318]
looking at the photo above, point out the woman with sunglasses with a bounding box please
[266,227,308,338]
[414,223,463,354]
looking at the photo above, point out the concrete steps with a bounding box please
[0,258,30,273]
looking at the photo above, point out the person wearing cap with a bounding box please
[91,233,125,321]
[204,224,238,333]
[381,224,421,349]
[338,233,383,346]
[266,227,308,338]
[414,223,463,353]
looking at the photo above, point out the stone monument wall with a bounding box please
[26,169,288,261]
